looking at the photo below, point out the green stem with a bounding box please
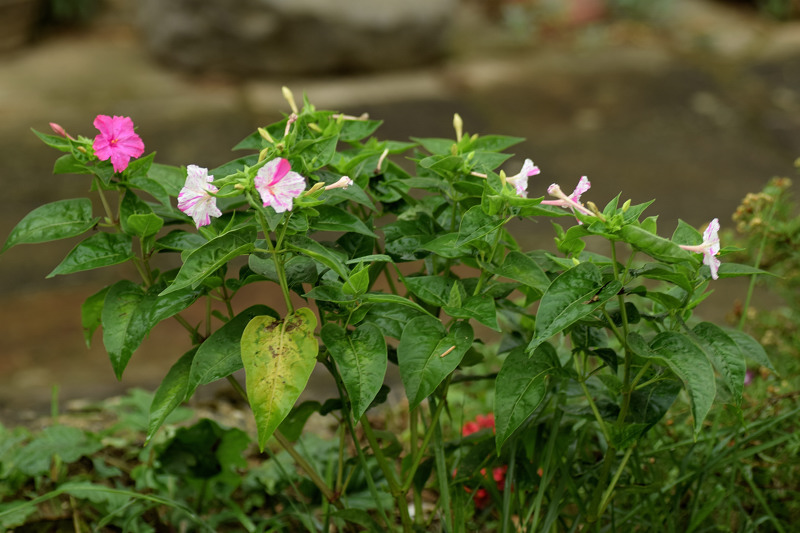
[225,375,341,508]
[400,387,450,493]
[738,196,778,331]
[429,396,453,532]
[597,445,635,518]
[361,416,413,531]
[473,217,511,297]
[254,208,294,314]
[93,176,116,224]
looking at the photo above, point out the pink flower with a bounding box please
[178,165,222,228]
[543,177,593,217]
[679,218,721,280]
[505,159,541,198]
[92,115,145,173]
[254,158,306,213]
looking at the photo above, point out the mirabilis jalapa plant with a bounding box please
[3,88,773,529]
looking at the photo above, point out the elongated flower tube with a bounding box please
[178,165,222,228]
[325,176,354,190]
[254,157,306,213]
[679,218,721,280]
[504,159,541,198]
[544,177,593,217]
[92,115,145,173]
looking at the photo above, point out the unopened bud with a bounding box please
[258,127,274,143]
[622,199,631,212]
[49,122,68,137]
[325,176,354,190]
[308,122,322,133]
[258,147,270,162]
[282,86,299,114]
[453,113,463,142]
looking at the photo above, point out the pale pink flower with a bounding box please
[92,115,145,173]
[568,176,591,203]
[505,159,541,198]
[178,165,222,228]
[679,218,721,280]
[543,177,593,217]
[325,176,354,190]
[255,157,306,213]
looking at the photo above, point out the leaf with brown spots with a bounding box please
[241,308,318,451]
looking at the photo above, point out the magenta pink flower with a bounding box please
[505,159,541,198]
[679,218,721,280]
[92,115,145,173]
[178,165,222,228]
[254,158,306,213]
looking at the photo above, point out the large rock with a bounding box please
[138,0,457,76]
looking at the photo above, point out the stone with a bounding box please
[137,0,457,76]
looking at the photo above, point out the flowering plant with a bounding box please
[2,88,773,530]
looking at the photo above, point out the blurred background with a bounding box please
[1,0,799,423]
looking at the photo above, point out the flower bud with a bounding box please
[282,86,299,114]
[453,113,463,142]
[258,127,274,143]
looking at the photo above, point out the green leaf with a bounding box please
[296,135,339,170]
[53,154,91,174]
[411,137,454,154]
[635,264,692,293]
[15,425,102,476]
[494,344,558,452]
[725,329,775,373]
[278,401,322,441]
[397,317,473,409]
[405,276,454,307]
[103,281,200,379]
[528,262,622,353]
[490,251,551,293]
[360,293,433,318]
[715,263,774,278]
[310,205,377,237]
[101,280,145,379]
[126,213,164,238]
[187,305,279,397]
[342,264,370,296]
[361,300,426,339]
[241,309,319,450]
[457,205,505,247]
[629,331,716,437]
[161,226,257,295]
[48,232,133,277]
[618,224,693,263]
[147,348,195,443]
[339,119,383,142]
[147,163,186,197]
[421,233,470,258]
[469,134,525,152]
[156,230,208,252]
[287,235,349,280]
[443,295,500,332]
[81,285,109,348]
[321,323,387,420]
[31,127,72,151]
[693,322,746,406]
[3,198,98,252]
